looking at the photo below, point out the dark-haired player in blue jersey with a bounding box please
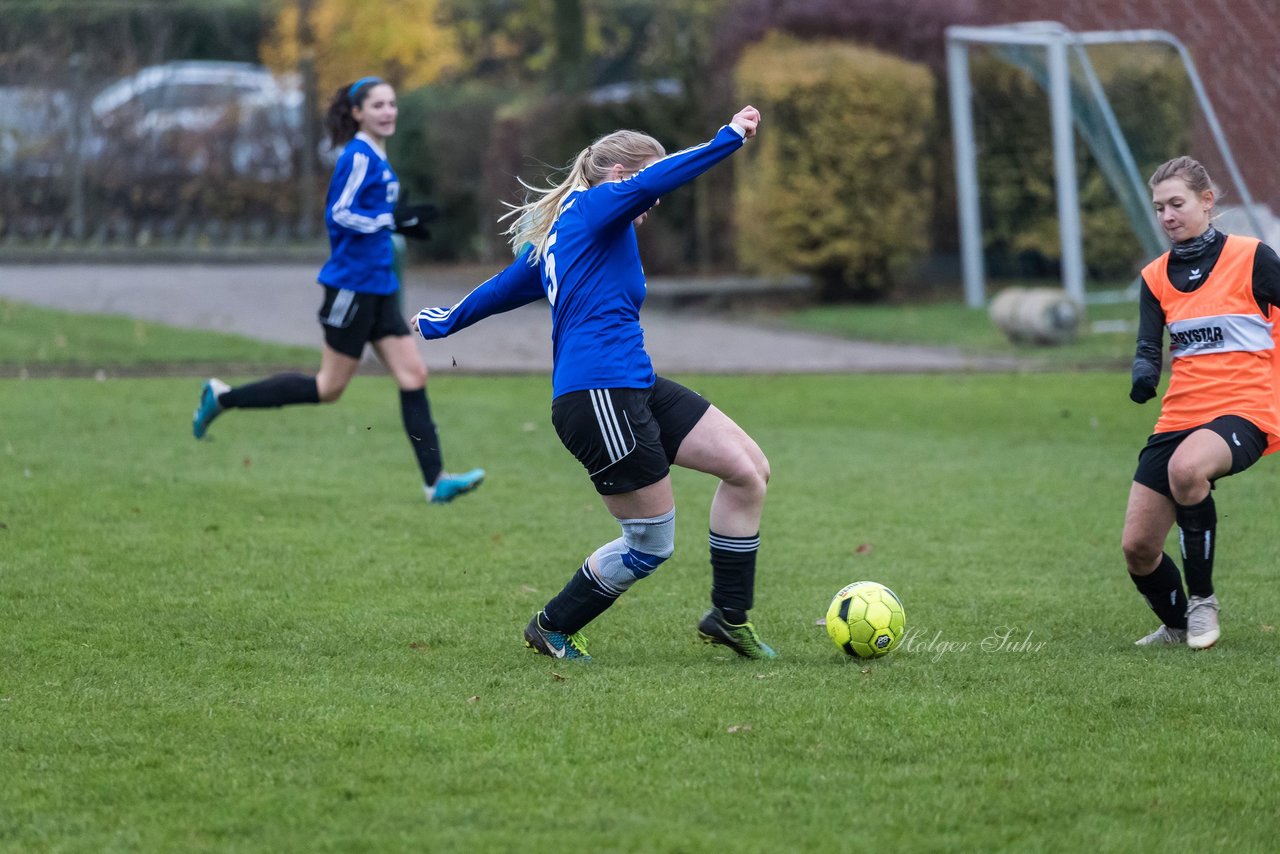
[192,76,483,504]
[413,106,776,661]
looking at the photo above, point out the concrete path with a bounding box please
[0,262,1021,374]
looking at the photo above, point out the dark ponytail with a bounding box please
[324,77,384,148]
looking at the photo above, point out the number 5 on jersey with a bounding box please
[545,231,559,306]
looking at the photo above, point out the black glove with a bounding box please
[1129,380,1157,404]
[1129,340,1162,404]
[394,203,438,241]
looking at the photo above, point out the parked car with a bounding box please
[88,60,303,182]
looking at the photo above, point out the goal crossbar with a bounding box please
[946,21,1261,307]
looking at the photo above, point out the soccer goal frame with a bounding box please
[946,21,1263,307]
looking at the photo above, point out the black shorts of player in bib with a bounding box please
[551,376,712,495]
[1133,414,1267,498]
[317,286,411,358]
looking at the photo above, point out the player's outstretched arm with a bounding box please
[590,108,760,227]
[413,250,545,340]
[630,109,757,197]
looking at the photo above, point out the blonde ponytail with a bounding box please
[502,130,666,261]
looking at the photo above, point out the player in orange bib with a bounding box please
[1124,156,1280,650]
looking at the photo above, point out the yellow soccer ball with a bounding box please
[825,581,906,659]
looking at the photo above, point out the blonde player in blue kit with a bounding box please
[192,77,483,504]
[414,106,776,661]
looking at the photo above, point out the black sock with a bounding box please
[400,387,443,486]
[543,560,618,635]
[1129,552,1189,630]
[1176,495,1216,599]
[220,373,319,409]
[709,530,759,620]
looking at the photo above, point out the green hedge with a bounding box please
[734,33,936,300]
[971,46,1192,280]
[389,82,517,262]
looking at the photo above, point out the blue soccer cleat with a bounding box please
[193,378,229,440]
[523,611,591,661]
[425,468,485,504]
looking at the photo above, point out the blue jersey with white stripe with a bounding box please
[318,132,400,295]
[414,123,747,397]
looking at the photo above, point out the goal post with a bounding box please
[945,21,1263,308]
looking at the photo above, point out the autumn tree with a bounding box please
[439,0,728,95]
[261,0,461,95]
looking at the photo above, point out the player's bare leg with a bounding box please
[676,406,776,659]
[674,405,769,536]
[315,344,361,401]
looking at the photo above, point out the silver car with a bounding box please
[89,60,302,181]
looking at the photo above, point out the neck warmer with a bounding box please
[1171,224,1218,260]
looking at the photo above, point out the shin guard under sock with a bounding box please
[220,373,319,409]
[1129,552,1189,630]
[709,531,759,621]
[543,560,618,635]
[399,387,443,486]
[1175,495,1217,599]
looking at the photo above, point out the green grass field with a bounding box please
[0,299,319,373]
[4,305,1280,851]
[785,298,1139,367]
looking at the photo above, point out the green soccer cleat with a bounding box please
[193,378,229,440]
[523,611,591,661]
[697,607,778,659]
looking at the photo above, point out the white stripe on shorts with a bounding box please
[324,288,356,327]
[588,388,635,470]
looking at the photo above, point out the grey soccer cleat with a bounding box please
[1186,595,1221,650]
[1134,624,1187,646]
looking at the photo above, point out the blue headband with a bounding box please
[348,76,383,101]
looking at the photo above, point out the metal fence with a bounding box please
[1,56,319,251]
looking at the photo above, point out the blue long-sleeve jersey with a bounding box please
[414,123,748,397]
[317,131,400,295]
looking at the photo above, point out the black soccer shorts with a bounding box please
[1133,414,1267,497]
[551,376,711,495]
[317,286,411,358]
